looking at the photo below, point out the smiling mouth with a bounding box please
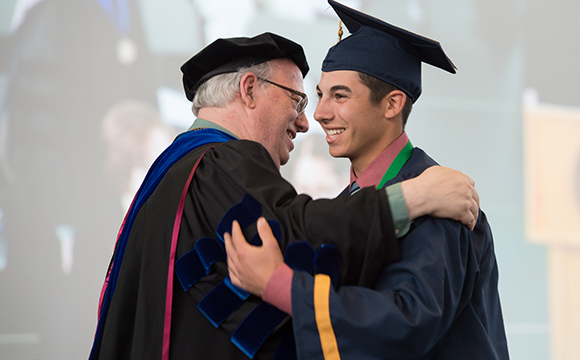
[286,130,295,140]
[325,128,345,139]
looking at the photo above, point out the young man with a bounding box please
[89,31,480,360]
[225,1,510,359]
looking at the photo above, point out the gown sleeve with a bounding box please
[186,140,401,287]
[290,213,502,360]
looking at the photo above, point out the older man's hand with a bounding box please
[401,166,480,231]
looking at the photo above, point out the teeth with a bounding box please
[287,131,295,140]
[326,128,345,137]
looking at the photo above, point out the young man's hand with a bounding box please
[224,218,283,297]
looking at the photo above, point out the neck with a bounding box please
[351,128,404,177]
[351,156,373,178]
[197,106,249,139]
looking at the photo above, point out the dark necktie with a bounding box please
[350,181,361,195]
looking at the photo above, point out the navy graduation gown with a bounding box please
[291,148,510,360]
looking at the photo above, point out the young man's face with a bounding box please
[314,70,392,173]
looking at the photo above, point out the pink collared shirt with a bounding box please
[264,132,410,315]
[350,131,409,190]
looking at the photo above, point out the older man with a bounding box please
[89,32,479,360]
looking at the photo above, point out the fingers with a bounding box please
[471,184,480,208]
[470,197,479,230]
[463,173,479,205]
[402,165,481,231]
[457,171,479,231]
[225,220,243,286]
[230,220,244,248]
[459,195,478,231]
[466,175,479,231]
[224,228,235,266]
[257,217,273,238]
[224,231,239,285]
[461,184,479,231]
[465,214,476,232]
[224,218,283,297]
[224,220,242,259]
[470,196,479,219]
[463,173,475,187]
[257,217,278,249]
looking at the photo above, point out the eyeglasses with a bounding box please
[257,77,308,116]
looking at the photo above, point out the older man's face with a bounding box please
[250,59,309,169]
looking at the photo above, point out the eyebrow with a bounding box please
[316,84,352,93]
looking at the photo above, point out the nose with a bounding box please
[313,97,330,123]
[295,112,309,133]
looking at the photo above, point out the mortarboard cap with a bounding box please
[181,32,309,101]
[323,0,456,103]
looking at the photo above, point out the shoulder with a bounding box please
[407,148,438,169]
[400,148,439,179]
[203,139,277,170]
[404,209,494,264]
[384,147,439,187]
[221,139,272,157]
[189,139,291,194]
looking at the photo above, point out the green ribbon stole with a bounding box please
[376,140,414,189]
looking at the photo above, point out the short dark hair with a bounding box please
[357,72,413,127]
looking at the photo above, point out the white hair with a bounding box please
[192,62,273,116]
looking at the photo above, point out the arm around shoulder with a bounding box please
[399,166,479,230]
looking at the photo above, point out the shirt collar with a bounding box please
[188,118,239,139]
[350,131,409,189]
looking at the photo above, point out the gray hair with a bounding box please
[192,62,273,116]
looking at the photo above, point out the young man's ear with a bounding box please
[383,90,406,119]
[239,72,258,109]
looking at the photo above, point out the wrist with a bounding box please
[262,263,294,315]
[401,177,428,220]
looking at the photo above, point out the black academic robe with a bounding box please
[291,148,510,360]
[91,129,400,360]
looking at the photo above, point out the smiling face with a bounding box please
[314,70,399,174]
[249,59,309,168]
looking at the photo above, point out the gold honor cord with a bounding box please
[314,274,342,360]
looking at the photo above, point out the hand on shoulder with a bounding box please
[401,166,479,231]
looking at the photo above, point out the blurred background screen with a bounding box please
[1,0,580,359]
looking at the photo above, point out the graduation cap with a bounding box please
[181,32,309,101]
[323,0,456,103]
